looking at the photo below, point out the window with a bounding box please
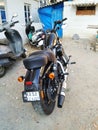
[0,6,6,23]
[76,5,96,15]
[24,3,31,23]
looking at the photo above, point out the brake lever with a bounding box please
[70,62,76,64]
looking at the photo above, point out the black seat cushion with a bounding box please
[23,49,55,70]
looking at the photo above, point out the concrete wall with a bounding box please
[63,3,98,38]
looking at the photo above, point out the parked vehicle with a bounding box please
[0,14,26,78]
[18,18,75,115]
[25,19,45,49]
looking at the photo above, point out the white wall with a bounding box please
[3,0,42,44]
[63,3,98,38]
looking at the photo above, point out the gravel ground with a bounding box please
[0,37,98,130]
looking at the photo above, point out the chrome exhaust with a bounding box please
[58,78,67,108]
[57,60,68,108]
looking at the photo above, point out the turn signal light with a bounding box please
[18,76,24,82]
[49,72,55,79]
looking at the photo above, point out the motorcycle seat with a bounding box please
[23,49,55,70]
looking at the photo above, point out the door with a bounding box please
[38,2,64,38]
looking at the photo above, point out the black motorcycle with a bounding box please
[0,14,26,77]
[18,18,75,115]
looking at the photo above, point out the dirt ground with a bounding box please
[0,37,98,130]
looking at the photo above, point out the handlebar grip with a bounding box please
[54,18,67,25]
[10,21,19,27]
[13,21,19,24]
[62,18,67,22]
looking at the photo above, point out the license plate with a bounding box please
[22,91,40,102]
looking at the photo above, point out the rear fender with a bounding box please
[24,69,40,91]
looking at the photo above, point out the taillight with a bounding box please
[25,81,32,86]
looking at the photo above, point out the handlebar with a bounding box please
[13,20,19,24]
[26,20,34,26]
[10,20,19,27]
[0,20,19,32]
[54,18,67,25]
[53,18,67,31]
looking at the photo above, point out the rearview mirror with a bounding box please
[11,13,18,21]
[13,13,18,18]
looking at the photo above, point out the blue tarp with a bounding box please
[38,3,64,38]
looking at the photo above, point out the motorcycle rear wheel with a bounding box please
[32,78,56,115]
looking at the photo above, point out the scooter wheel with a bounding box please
[21,53,26,58]
[40,45,45,50]
[0,66,6,78]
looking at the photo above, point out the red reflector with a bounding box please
[42,34,45,39]
[25,81,32,86]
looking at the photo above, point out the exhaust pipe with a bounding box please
[56,60,68,108]
[58,70,68,108]
[58,80,67,108]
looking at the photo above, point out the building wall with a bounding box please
[1,1,97,42]
[2,0,42,44]
[63,3,98,38]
